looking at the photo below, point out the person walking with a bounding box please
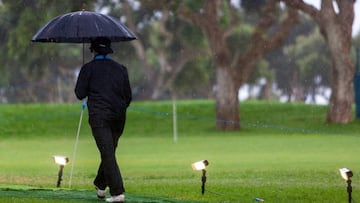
[75,37,132,203]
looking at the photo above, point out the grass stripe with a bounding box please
[0,187,194,203]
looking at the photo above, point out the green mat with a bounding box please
[0,187,195,203]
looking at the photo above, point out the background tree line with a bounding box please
[0,0,359,130]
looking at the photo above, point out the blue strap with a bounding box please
[94,54,110,60]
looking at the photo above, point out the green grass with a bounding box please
[0,187,191,203]
[0,100,360,202]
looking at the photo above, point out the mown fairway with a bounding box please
[0,100,359,202]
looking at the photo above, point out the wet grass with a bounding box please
[0,100,359,202]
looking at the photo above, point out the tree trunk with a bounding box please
[260,80,272,100]
[215,67,240,130]
[322,1,354,123]
[283,0,355,123]
[326,30,354,123]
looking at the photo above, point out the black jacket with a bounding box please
[75,56,132,119]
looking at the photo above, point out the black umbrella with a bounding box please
[32,10,136,64]
[31,10,136,43]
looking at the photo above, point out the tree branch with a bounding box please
[158,11,173,47]
[123,0,145,61]
[335,0,355,32]
[233,0,299,87]
[281,0,319,22]
[177,4,201,26]
[123,0,154,85]
[266,7,299,52]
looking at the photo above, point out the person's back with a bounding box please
[76,58,132,118]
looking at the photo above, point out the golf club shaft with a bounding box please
[68,106,84,188]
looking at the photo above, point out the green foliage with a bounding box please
[177,22,205,48]
[247,59,272,85]
[173,57,213,97]
[227,24,253,54]
[0,0,98,102]
[180,0,205,13]
[219,0,232,29]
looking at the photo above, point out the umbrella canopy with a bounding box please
[31,10,136,43]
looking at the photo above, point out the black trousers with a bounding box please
[90,114,126,196]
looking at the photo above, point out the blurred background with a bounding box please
[0,0,359,105]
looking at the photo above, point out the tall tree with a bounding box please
[282,0,355,123]
[178,0,298,130]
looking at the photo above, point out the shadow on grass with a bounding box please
[0,187,196,203]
